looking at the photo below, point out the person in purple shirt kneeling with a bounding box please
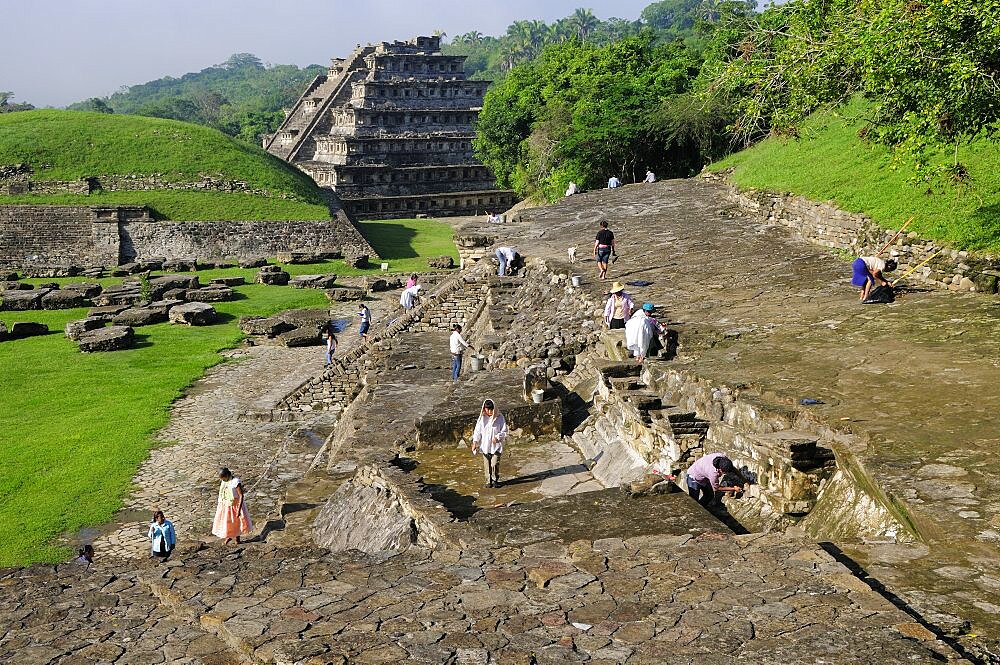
[685,452,747,507]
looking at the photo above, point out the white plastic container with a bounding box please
[532,389,545,403]
[571,275,581,287]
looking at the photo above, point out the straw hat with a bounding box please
[609,282,625,294]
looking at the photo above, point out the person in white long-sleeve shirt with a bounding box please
[472,399,507,488]
[449,324,471,381]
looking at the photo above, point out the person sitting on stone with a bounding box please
[400,284,422,311]
[495,246,518,277]
[471,399,507,488]
[851,256,897,302]
[625,303,666,363]
[608,175,621,189]
[565,181,579,197]
[643,170,656,184]
[603,282,634,330]
[685,453,747,507]
[74,544,94,567]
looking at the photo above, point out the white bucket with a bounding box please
[571,275,581,287]
[470,355,484,372]
[532,389,545,403]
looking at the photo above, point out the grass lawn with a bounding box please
[0,217,458,566]
[711,99,1000,252]
[0,190,331,222]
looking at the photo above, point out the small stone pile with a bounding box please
[257,265,290,285]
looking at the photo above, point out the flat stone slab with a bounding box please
[290,274,339,289]
[277,327,321,347]
[210,276,246,287]
[169,302,217,325]
[0,289,46,310]
[112,306,168,327]
[9,321,49,339]
[65,317,105,340]
[187,286,234,302]
[78,325,135,352]
[60,281,102,298]
[239,315,295,337]
[256,269,290,285]
[325,286,365,302]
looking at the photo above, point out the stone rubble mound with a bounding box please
[428,255,455,269]
[65,317,106,340]
[256,265,290,285]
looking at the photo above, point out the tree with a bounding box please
[76,98,114,113]
[222,53,264,70]
[571,8,601,41]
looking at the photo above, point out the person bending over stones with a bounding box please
[603,282,634,330]
[212,467,252,545]
[625,303,666,363]
[495,246,519,277]
[148,510,176,560]
[406,273,418,289]
[472,399,507,488]
[400,284,422,311]
[685,453,747,507]
[852,256,897,302]
[594,220,616,280]
[74,544,94,567]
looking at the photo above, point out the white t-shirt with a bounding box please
[608,177,621,188]
[449,331,469,354]
[862,256,886,273]
[497,247,516,261]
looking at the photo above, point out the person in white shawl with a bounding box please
[471,399,507,488]
[625,303,666,363]
[400,284,422,311]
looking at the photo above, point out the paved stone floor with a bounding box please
[469,179,1000,652]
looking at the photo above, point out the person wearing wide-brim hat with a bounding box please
[603,282,634,330]
[625,302,667,363]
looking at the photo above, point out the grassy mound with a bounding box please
[711,100,1000,253]
[0,110,330,220]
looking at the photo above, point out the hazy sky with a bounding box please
[2,0,656,107]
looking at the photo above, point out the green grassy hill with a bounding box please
[0,110,330,220]
[711,100,1000,253]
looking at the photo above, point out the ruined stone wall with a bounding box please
[0,204,375,267]
[119,217,374,262]
[0,205,101,267]
[713,175,1000,295]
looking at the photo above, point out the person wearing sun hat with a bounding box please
[603,282,634,330]
[625,302,666,363]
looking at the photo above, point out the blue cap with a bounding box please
[642,303,654,312]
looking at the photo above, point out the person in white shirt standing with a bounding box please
[471,399,507,488]
[450,323,471,381]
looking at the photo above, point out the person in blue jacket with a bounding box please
[148,510,176,560]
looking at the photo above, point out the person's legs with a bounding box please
[452,353,462,381]
[496,250,507,276]
[609,318,625,330]
[482,453,493,486]
[686,476,700,501]
[324,347,333,365]
[491,452,501,485]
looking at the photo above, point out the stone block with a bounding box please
[973,272,999,294]
[2,282,32,290]
[41,289,89,309]
[169,302,217,326]
[0,271,18,281]
[138,257,165,271]
[239,316,295,337]
[209,276,246,287]
[188,286,235,302]
[113,307,168,327]
[61,282,103,299]
[162,258,197,272]
[65,317,106,340]
[24,265,82,278]
[9,321,49,339]
[149,275,199,299]
[257,269,290,285]
[345,254,369,269]
[428,256,455,269]
[278,327,322,347]
[276,251,315,264]
[239,258,269,269]
[87,304,129,320]
[78,326,135,352]
[325,286,365,302]
[91,285,143,307]
[364,277,390,293]
[290,274,339,289]
[1,289,46,310]
[146,299,184,315]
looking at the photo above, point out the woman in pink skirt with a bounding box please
[211,467,252,545]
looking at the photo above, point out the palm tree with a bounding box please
[571,8,600,42]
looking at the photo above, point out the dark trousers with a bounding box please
[687,477,714,506]
[609,318,626,330]
[482,452,501,484]
[452,353,462,381]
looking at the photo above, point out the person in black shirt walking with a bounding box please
[594,220,616,280]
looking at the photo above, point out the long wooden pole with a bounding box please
[891,249,943,286]
[876,217,914,256]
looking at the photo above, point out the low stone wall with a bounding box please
[1,170,302,200]
[0,204,376,267]
[712,174,1000,295]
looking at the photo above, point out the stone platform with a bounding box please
[480,178,1000,656]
